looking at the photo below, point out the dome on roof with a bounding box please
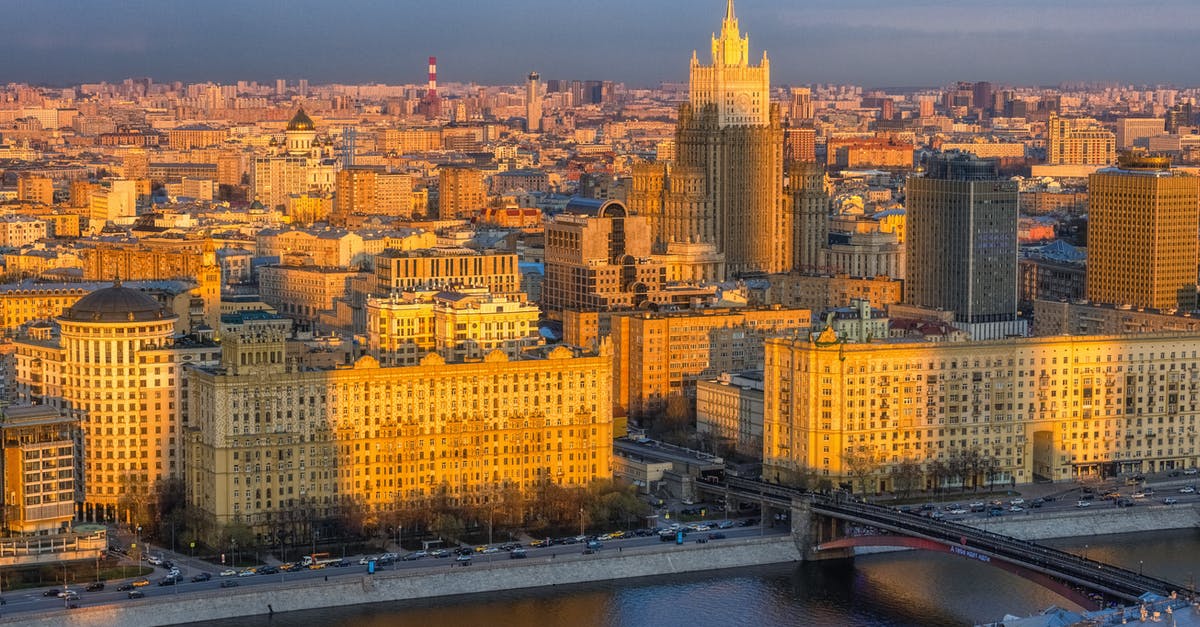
[61,283,175,323]
[286,108,315,132]
[249,200,266,210]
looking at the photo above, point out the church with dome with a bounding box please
[250,106,337,213]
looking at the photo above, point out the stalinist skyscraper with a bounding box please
[630,0,786,277]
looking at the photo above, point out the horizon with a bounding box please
[3,0,1200,89]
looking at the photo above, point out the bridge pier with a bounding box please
[792,497,853,561]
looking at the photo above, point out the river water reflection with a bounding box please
[197,529,1200,627]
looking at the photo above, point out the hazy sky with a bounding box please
[3,0,1200,88]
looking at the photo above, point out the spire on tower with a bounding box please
[725,0,736,22]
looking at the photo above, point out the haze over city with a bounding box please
[4,0,1200,86]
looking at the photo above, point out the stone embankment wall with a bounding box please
[7,537,801,627]
[964,503,1200,541]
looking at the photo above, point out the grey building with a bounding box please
[905,151,1023,339]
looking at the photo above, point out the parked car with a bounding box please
[85,582,105,591]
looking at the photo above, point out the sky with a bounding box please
[2,0,1200,89]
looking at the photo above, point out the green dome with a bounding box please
[287,107,315,132]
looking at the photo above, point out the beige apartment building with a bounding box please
[611,306,811,417]
[764,273,904,312]
[186,314,613,542]
[1046,114,1116,166]
[437,166,487,219]
[15,284,219,523]
[365,288,541,366]
[1,405,78,534]
[763,330,1200,491]
[258,264,366,323]
[373,248,519,295]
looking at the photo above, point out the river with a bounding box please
[195,529,1200,627]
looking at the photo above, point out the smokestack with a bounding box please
[428,56,437,98]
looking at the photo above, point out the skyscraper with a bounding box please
[905,152,1021,339]
[675,0,786,276]
[1086,153,1199,311]
[526,72,542,132]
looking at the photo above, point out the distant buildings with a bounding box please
[1046,114,1115,166]
[437,166,486,219]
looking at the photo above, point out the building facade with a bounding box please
[905,152,1021,338]
[1086,154,1199,312]
[764,331,1200,490]
[186,318,613,542]
[1,405,78,534]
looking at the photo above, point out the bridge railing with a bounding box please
[719,477,1182,599]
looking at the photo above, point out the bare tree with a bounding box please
[890,459,923,498]
[842,446,881,495]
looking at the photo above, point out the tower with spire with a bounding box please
[637,0,786,277]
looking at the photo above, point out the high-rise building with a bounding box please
[905,152,1021,339]
[542,198,666,317]
[1046,114,1116,166]
[437,166,486,219]
[526,72,542,132]
[17,174,53,206]
[788,87,813,121]
[674,0,786,275]
[1115,117,1165,150]
[1086,153,1200,311]
[786,162,828,274]
[15,283,219,523]
[783,125,816,164]
[0,405,78,534]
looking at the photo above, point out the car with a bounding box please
[43,588,61,597]
[969,503,986,512]
[509,548,528,559]
[930,510,945,520]
[127,590,145,599]
[1132,492,1146,499]
[1117,498,1134,507]
[1180,486,1196,494]
[85,582,105,592]
[191,572,211,582]
[56,589,76,598]
[116,583,135,592]
[1010,498,1025,505]
[1031,498,1045,508]
[257,566,279,575]
[147,556,164,566]
[718,520,736,529]
[334,560,350,567]
[586,540,603,550]
[987,508,1004,517]
[401,552,425,561]
[429,549,450,558]
[708,532,727,540]
[947,508,968,515]
[1164,497,1179,505]
[1103,492,1122,500]
[132,578,150,587]
[220,568,238,577]
[1076,500,1092,508]
[220,580,239,588]
[530,540,548,548]
[168,568,181,577]
[158,576,179,586]
[237,569,256,577]
[455,554,472,563]
[358,556,374,565]
[1144,488,1156,496]
[1008,505,1024,512]
[482,547,501,554]
[1185,468,1199,475]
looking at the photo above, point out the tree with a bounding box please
[842,446,881,495]
[430,513,465,545]
[890,459,923,498]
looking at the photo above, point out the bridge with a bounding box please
[701,476,1189,609]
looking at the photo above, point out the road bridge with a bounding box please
[703,476,1188,609]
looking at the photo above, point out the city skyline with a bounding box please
[3,0,1200,88]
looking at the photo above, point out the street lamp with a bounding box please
[1140,560,1144,576]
